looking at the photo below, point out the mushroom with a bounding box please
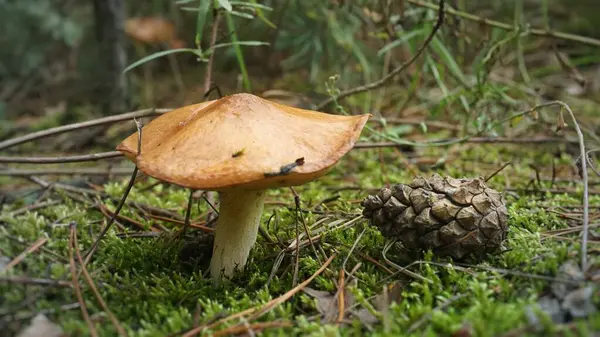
[124,17,185,49]
[124,16,185,104]
[116,93,370,281]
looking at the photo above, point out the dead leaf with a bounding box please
[16,314,63,337]
[303,287,354,323]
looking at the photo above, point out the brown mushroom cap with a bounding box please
[124,17,178,45]
[117,93,370,190]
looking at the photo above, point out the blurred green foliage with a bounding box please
[0,0,84,80]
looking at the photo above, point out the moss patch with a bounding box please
[1,144,598,336]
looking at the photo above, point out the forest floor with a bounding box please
[1,75,600,336]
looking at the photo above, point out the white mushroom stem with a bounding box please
[210,189,266,281]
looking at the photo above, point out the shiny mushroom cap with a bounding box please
[117,93,370,191]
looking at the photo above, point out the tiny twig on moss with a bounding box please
[204,10,222,95]
[68,224,98,337]
[1,238,48,273]
[554,102,590,271]
[181,190,195,236]
[484,161,512,182]
[0,276,72,288]
[84,118,143,265]
[316,0,445,110]
[0,152,123,164]
[0,108,168,151]
[72,222,127,337]
[0,167,133,177]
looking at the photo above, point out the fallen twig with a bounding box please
[1,237,48,273]
[0,276,71,287]
[0,108,168,151]
[84,119,143,265]
[0,167,133,177]
[0,151,123,164]
[71,222,127,336]
[68,224,99,337]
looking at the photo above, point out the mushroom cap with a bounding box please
[117,93,370,191]
[124,17,177,44]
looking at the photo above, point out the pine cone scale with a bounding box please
[362,174,509,259]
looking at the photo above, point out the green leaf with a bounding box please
[229,1,273,11]
[377,29,424,57]
[510,114,524,127]
[431,36,467,86]
[228,10,254,20]
[124,48,200,73]
[195,0,211,47]
[217,0,232,11]
[210,40,269,51]
[224,12,251,91]
[244,0,276,28]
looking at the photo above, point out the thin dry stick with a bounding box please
[84,119,143,265]
[72,223,127,337]
[202,10,223,223]
[180,189,195,236]
[337,268,345,323]
[587,149,600,178]
[554,102,590,271]
[485,161,512,182]
[290,187,322,265]
[0,276,71,287]
[248,254,336,320]
[0,107,448,157]
[0,151,123,164]
[0,167,133,177]
[204,11,222,94]
[352,137,573,149]
[1,135,576,165]
[0,108,168,151]
[316,0,445,110]
[407,0,600,47]
[1,238,47,273]
[68,225,99,337]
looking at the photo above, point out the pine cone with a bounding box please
[362,174,509,259]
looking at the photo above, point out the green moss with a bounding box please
[1,144,597,336]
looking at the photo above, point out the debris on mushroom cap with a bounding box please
[124,17,182,47]
[117,93,370,190]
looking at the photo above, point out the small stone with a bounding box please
[562,286,596,318]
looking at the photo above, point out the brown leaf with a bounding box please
[302,287,354,323]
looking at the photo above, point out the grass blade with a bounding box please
[124,48,200,73]
[224,12,252,91]
[195,0,212,47]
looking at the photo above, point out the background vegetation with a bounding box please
[1,0,600,336]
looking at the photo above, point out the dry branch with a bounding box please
[316,0,446,110]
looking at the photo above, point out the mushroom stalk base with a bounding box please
[210,189,266,281]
